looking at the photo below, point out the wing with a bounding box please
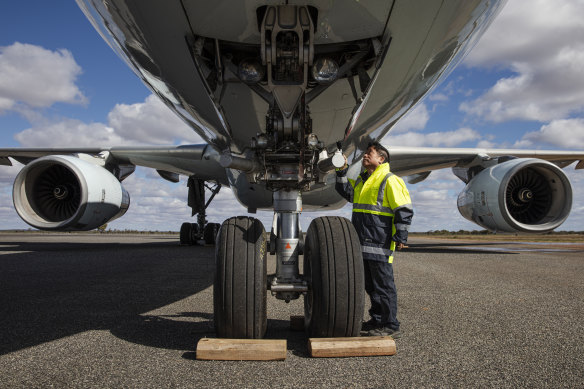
[0,144,228,185]
[378,145,584,234]
[385,146,584,179]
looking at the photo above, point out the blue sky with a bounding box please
[1,0,584,232]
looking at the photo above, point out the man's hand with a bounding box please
[396,242,409,250]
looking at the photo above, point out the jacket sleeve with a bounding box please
[393,206,413,244]
[385,176,413,244]
[335,167,354,202]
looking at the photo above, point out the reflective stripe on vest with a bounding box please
[377,173,393,205]
[353,168,400,263]
[362,246,394,257]
[353,203,394,214]
[353,172,394,215]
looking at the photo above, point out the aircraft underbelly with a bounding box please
[216,0,501,158]
[78,0,502,158]
[181,0,393,44]
[182,0,398,152]
[226,168,346,211]
[347,1,499,156]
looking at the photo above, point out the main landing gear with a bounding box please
[203,3,368,339]
[213,190,364,338]
[180,177,221,245]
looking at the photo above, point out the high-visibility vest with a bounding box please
[348,163,412,263]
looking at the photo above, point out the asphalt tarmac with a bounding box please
[1,233,582,388]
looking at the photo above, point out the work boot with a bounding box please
[366,326,401,339]
[360,319,379,332]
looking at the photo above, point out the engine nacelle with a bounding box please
[457,158,572,233]
[13,155,130,231]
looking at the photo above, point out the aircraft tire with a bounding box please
[190,223,200,245]
[214,216,267,338]
[179,222,192,245]
[204,222,221,245]
[303,216,364,337]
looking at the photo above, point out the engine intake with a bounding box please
[457,158,572,233]
[13,155,130,231]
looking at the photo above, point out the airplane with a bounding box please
[2,0,583,339]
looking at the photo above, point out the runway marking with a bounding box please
[0,249,33,255]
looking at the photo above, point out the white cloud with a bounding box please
[466,0,584,68]
[0,96,13,111]
[56,168,189,231]
[461,0,584,122]
[0,163,18,183]
[558,168,584,231]
[103,169,252,231]
[428,93,449,103]
[0,163,29,230]
[107,94,201,144]
[413,189,449,203]
[14,119,124,147]
[384,127,480,147]
[476,140,496,149]
[415,169,463,191]
[0,42,86,112]
[406,173,477,232]
[13,94,202,147]
[514,118,584,149]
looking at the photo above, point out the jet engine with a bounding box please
[13,155,130,231]
[457,158,572,233]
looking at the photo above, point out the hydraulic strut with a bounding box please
[269,190,307,302]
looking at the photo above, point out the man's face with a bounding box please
[362,146,385,171]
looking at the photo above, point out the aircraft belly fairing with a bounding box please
[181,0,392,45]
[225,167,347,212]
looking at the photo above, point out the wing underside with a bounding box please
[385,146,584,178]
[0,144,228,185]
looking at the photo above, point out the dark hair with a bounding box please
[367,142,389,163]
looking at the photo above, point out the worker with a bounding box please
[335,142,413,338]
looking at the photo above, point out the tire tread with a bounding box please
[214,216,266,338]
[304,216,364,337]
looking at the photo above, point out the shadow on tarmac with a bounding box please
[0,239,215,355]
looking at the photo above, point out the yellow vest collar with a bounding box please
[367,162,390,180]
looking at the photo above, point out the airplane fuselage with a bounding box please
[77,0,505,210]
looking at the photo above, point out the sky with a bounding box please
[1,0,583,232]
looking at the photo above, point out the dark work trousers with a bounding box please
[363,259,400,330]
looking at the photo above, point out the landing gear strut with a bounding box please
[268,190,307,302]
[180,177,221,245]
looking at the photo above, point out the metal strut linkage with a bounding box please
[269,190,307,302]
[186,177,221,241]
